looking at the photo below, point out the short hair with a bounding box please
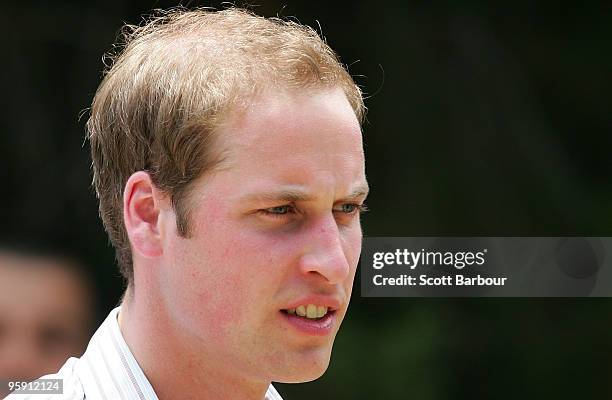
[86,7,365,285]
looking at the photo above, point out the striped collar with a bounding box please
[46,306,283,399]
[77,307,158,399]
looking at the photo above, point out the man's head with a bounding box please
[88,8,367,383]
[87,8,365,284]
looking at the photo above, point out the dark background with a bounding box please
[2,1,611,398]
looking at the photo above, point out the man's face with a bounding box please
[157,87,367,383]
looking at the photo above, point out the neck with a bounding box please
[118,286,271,400]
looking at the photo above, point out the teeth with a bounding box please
[286,304,329,319]
[306,304,317,318]
[296,305,306,317]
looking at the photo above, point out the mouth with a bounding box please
[284,304,333,319]
[280,304,338,336]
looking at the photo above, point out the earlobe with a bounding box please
[123,171,165,258]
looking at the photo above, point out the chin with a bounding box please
[272,348,332,383]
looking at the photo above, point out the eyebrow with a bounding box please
[243,183,370,203]
[344,183,370,200]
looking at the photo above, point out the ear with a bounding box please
[123,171,167,259]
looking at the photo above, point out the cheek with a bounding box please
[186,242,251,328]
[175,222,292,331]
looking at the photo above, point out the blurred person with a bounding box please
[7,7,368,400]
[0,248,94,397]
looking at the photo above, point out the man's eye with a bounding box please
[335,203,369,214]
[260,205,294,217]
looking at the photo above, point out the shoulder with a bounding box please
[4,357,85,400]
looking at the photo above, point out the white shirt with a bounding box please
[5,307,283,400]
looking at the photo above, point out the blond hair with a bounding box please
[86,7,365,285]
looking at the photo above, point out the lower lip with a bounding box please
[280,310,336,336]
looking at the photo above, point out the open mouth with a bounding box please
[281,304,336,320]
[279,302,339,335]
[280,304,336,325]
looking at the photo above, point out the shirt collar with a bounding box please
[78,306,158,399]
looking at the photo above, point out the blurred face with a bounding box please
[158,87,367,383]
[0,254,92,382]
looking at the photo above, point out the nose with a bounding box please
[297,215,351,284]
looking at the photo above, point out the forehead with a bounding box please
[214,87,365,187]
